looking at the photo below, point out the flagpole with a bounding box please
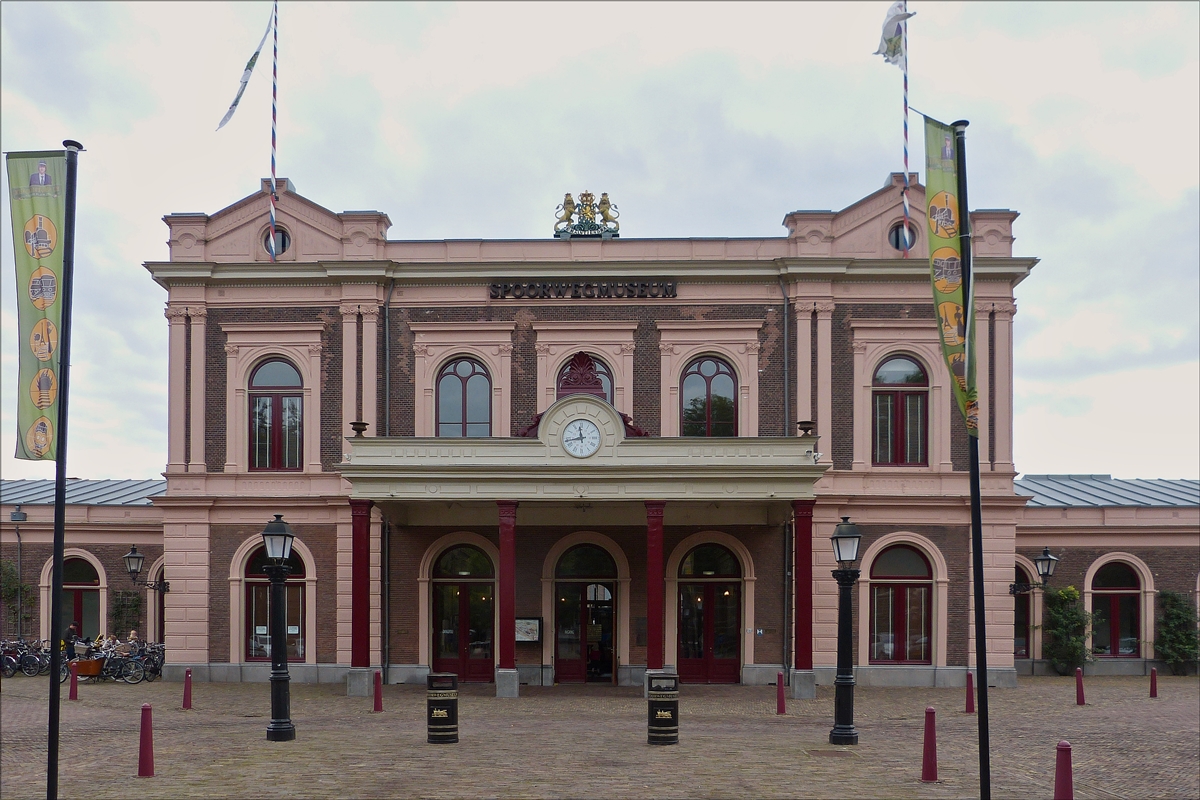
[45,139,82,800]
[268,0,278,263]
[901,1,911,258]
[953,118,991,800]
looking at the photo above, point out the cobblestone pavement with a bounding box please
[1,673,1196,799]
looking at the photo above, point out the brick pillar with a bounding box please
[793,499,815,670]
[645,500,666,671]
[497,500,518,671]
[350,499,372,668]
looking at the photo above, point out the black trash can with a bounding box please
[647,673,679,745]
[426,673,459,744]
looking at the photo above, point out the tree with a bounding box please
[1155,590,1199,675]
[1042,585,1092,676]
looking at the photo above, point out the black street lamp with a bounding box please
[829,516,862,746]
[122,545,169,592]
[1009,547,1059,595]
[261,514,297,742]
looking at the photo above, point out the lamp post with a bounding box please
[1009,547,1059,595]
[261,514,296,742]
[122,545,170,593]
[829,516,862,746]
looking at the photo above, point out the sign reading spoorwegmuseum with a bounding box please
[490,280,677,299]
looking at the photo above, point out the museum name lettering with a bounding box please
[490,281,677,300]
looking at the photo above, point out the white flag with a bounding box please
[216,9,274,130]
[874,1,915,68]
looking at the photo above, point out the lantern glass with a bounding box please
[261,514,295,562]
[830,517,862,568]
[1034,547,1058,580]
[123,545,145,580]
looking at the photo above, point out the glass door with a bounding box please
[555,582,615,683]
[677,583,740,683]
[433,582,495,682]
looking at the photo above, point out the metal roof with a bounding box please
[1015,475,1200,508]
[0,479,166,507]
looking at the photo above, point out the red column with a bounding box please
[645,501,665,671]
[497,500,518,671]
[350,498,373,668]
[792,499,815,670]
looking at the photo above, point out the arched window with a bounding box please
[677,543,741,683]
[62,557,101,640]
[681,356,737,437]
[1014,565,1031,659]
[1091,562,1141,658]
[870,545,933,664]
[556,352,614,404]
[244,545,306,662]
[249,358,303,470]
[872,356,928,466]
[437,358,491,437]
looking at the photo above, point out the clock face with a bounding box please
[561,418,601,458]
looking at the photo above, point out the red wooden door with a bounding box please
[677,583,740,683]
[433,582,494,682]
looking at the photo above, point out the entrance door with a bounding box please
[677,583,740,683]
[433,583,494,682]
[555,582,615,683]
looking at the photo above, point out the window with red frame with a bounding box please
[872,356,928,466]
[437,357,491,437]
[1014,565,1031,658]
[870,545,933,664]
[1091,562,1141,658]
[249,359,303,470]
[681,356,737,437]
[244,545,306,662]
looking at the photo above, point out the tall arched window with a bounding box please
[681,356,737,437]
[872,356,928,466]
[245,546,306,662]
[437,358,491,437]
[249,358,303,470]
[870,545,933,664]
[432,545,495,682]
[1014,565,1031,659]
[1091,562,1140,658]
[556,352,613,404]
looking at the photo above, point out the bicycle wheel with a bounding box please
[142,660,159,682]
[59,660,70,683]
[1,655,16,679]
[20,654,40,677]
[121,660,145,684]
[38,656,52,676]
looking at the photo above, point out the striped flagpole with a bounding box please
[901,1,911,258]
[268,0,278,263]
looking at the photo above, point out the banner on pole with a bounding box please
[7,151,67,459]
[923,118,978,435]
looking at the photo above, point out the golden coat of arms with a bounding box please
[554,190,619,238]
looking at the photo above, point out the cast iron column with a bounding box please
[829,567,860,745]
[645,501,665,671]
[792,499,815,670]
[265,562,295,741]
[497,500,518,671]
[350,499,373,668]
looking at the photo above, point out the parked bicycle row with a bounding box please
[1,637,166,684]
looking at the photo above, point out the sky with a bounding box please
[1,1,1197,482]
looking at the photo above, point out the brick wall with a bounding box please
[208,523,338,664]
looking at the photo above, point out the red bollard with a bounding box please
[776,671,785,715]
[920,707,938,782]
[1075,667,1085,706]
[1150,667,1158,699]
[373,670,383,713]
[68,661,79,701]
[965,671,975,714]
[137,704,155,778]
[183,668,192,710]
[1053,740,1074,800]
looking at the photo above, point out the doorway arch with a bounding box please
[40,549,107,641]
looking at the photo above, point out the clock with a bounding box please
[561,418,601,458]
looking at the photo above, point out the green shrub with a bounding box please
[0,559,36,636]
[1155,590,1199,675]
[108,590,144,638]
[1042,585,1092,675]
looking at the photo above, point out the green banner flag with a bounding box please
[923,118,978,435]
[7,151,67,460]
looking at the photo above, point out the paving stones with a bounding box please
[1,675,1196,799]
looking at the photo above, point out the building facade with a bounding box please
[3,175,1196,691]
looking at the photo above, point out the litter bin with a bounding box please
[647,673,679,745]
[426,673,459,744]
